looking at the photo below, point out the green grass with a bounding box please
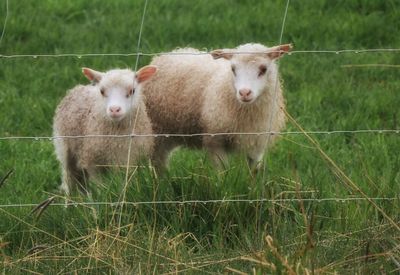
[1,0,400,273]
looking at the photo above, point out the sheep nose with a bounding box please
[109,106,121,114]
[239,89,252,97]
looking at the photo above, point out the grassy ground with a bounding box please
[1,0,400,273]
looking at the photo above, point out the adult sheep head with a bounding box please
[211,43,292,104]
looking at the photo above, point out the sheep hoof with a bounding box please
[249,159,264,176]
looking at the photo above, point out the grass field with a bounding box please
[1,0,400,273]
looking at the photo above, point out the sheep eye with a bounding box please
[100,89,106,96]
[127,88,135,98]
[258,65,267,77]
[231,65,236,75]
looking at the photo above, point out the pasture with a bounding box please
[1,0,400,273]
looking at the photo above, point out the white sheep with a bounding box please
[53,66,157,195]
[142,43,291,171]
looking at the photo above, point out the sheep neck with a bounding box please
[227,84,281,133]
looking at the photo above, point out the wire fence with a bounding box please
[1,197,399,209]
[0,129,400,142]
[2,3,400,275]
[1,48,400,59]
[1,0,399,212]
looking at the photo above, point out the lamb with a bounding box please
[142,43,291,171]
[53,65,157,195]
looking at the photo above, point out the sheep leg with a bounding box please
[62,151,87,195]
[247,152,264,174]
[79,166,102,218]
[60,166,74,197]
[55,141,74,196]
[73,167,90,196]
[208,148,229,171]
[84,166,106,196]
[151,139,176,175]
[59,152,88,206]
[203,136,229,170]
[83,165,112,198]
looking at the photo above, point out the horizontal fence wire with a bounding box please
[1,48,400,59]
[0,129,399,141]
[1,197,399,209]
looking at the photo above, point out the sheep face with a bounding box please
[211,43,291,105]
[229,59,272,104]
[82,66,157,122]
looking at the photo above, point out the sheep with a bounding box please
[142,43,291,172]
[53,65,157,196]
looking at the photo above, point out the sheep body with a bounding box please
[143,44,290,169]
[54,68,156,195]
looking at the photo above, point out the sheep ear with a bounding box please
[210,49,234,60]
[266,44,293,59]
[82,68,103,83]
[136,65,157,83]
